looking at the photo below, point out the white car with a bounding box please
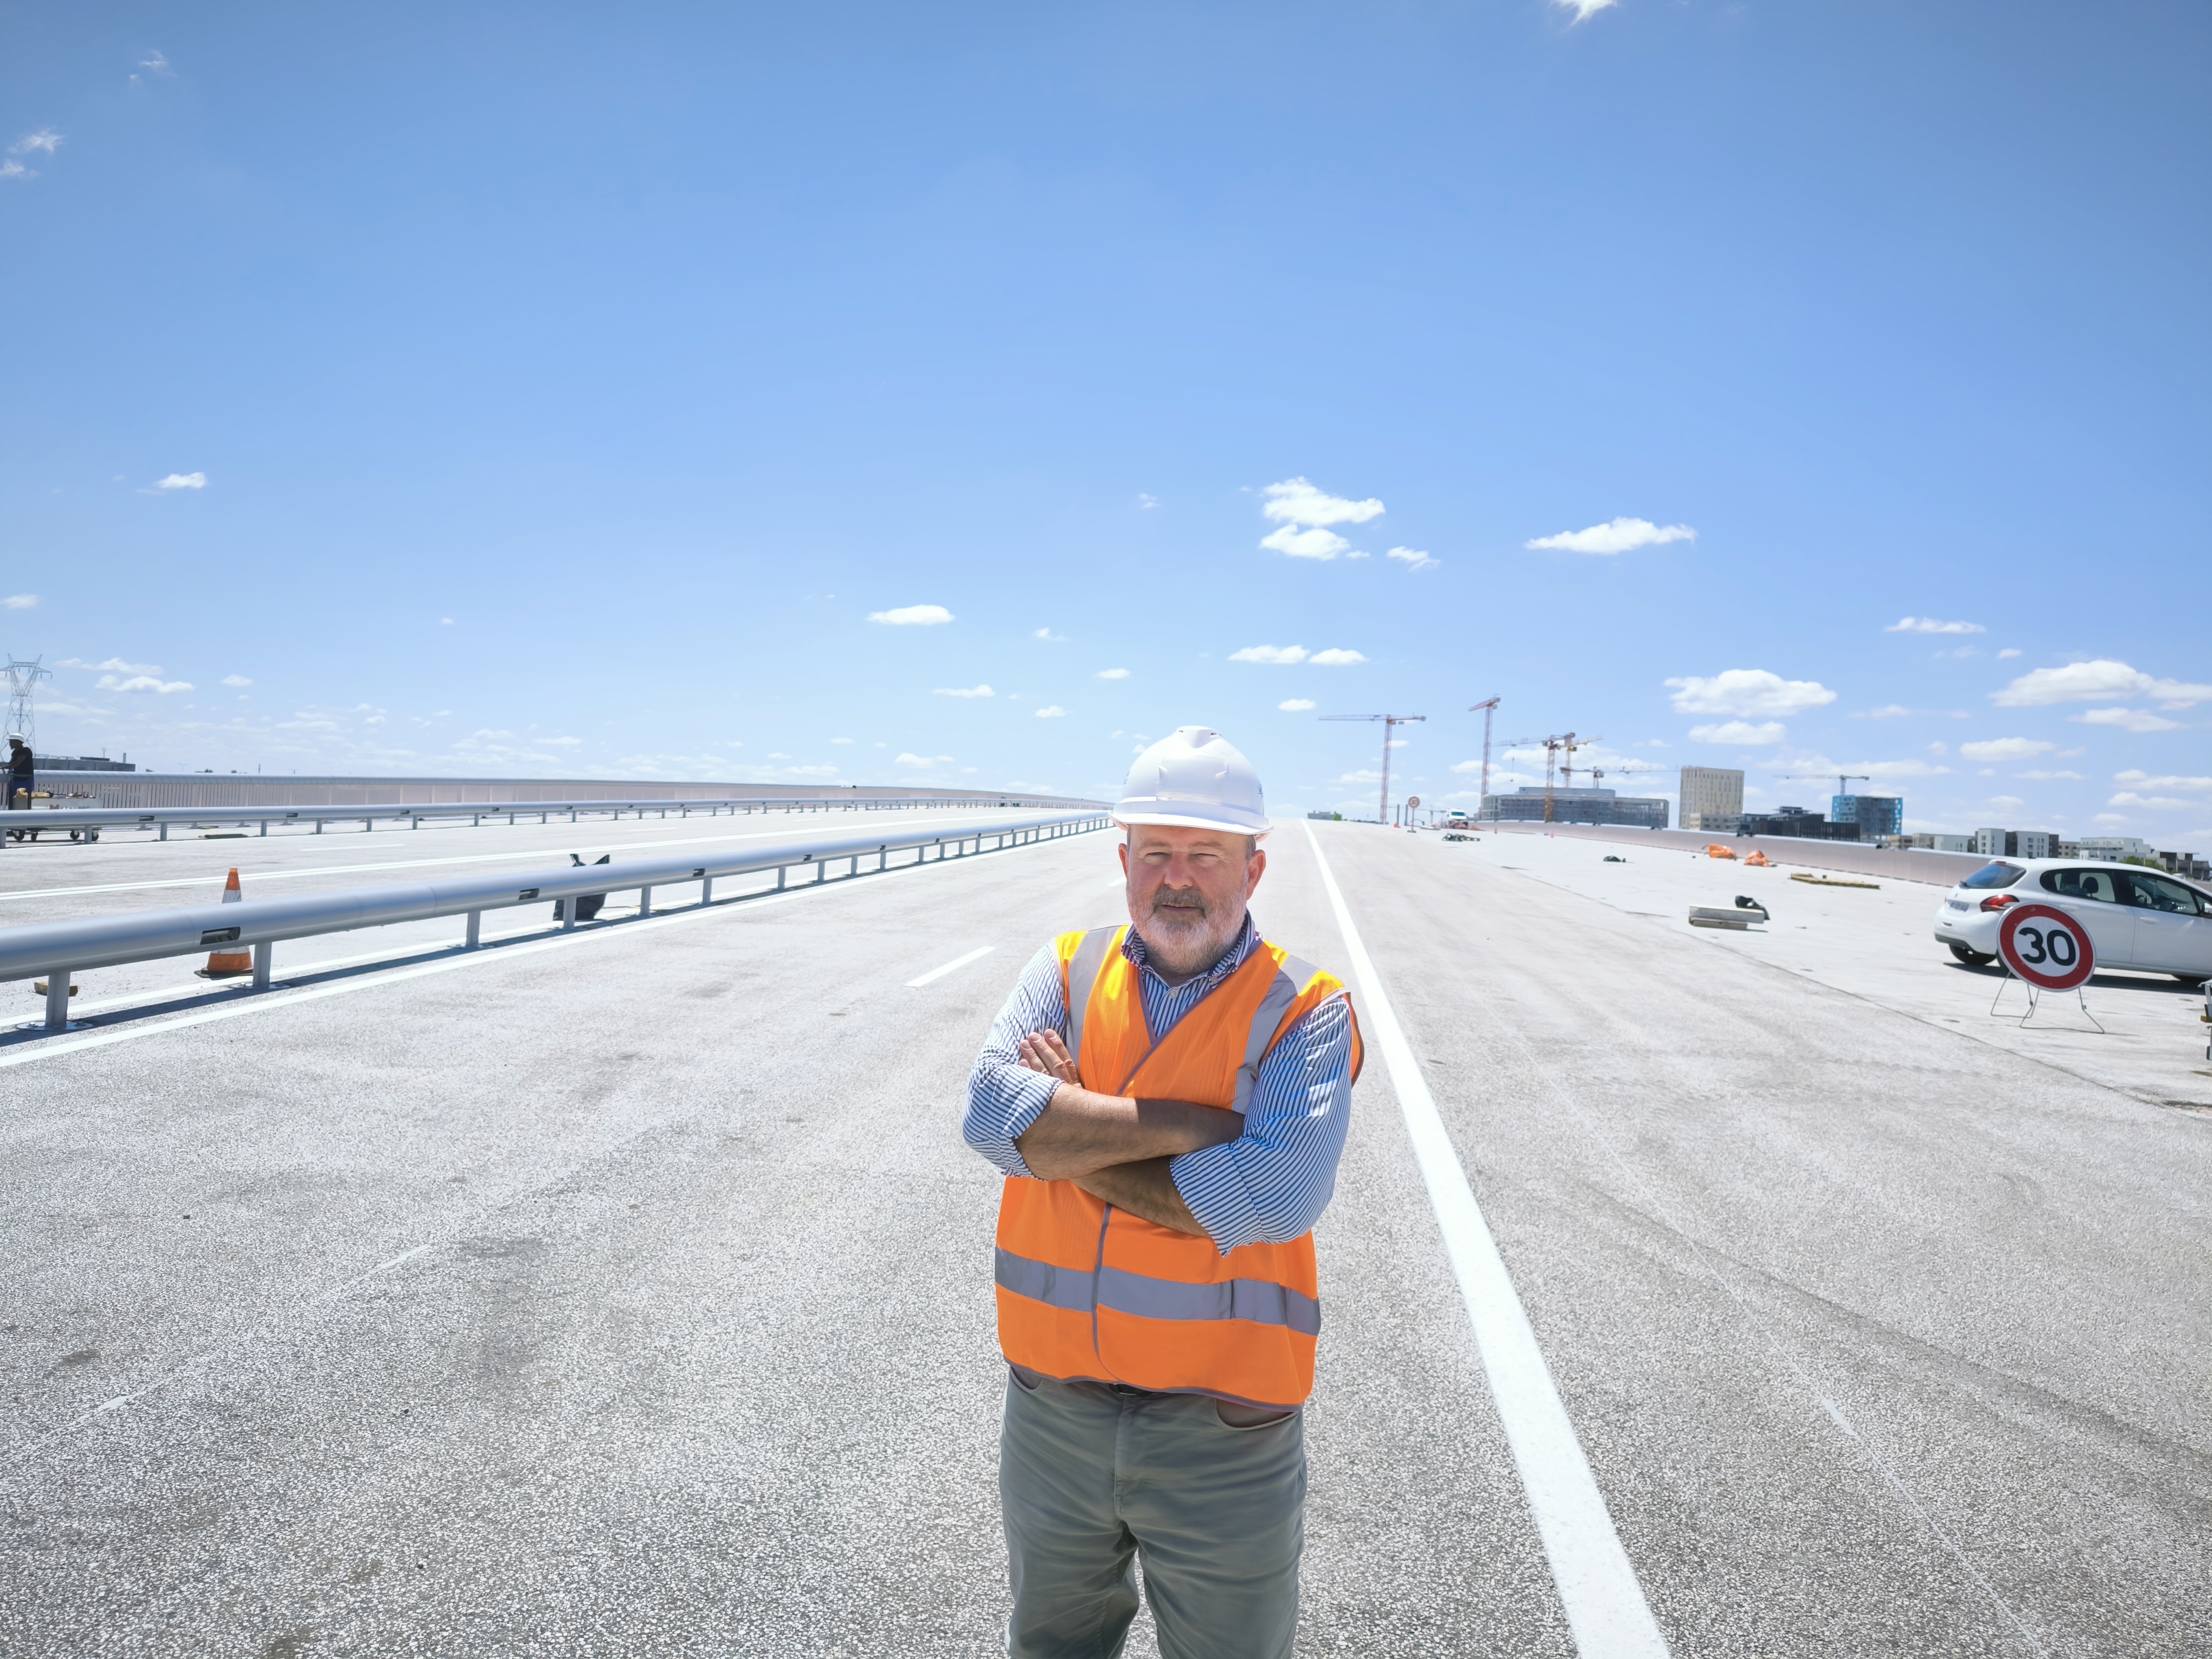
[1934,858,2212,985]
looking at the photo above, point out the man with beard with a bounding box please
[963,726,1361,1659]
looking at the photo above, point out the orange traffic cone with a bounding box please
[198,867,253,978]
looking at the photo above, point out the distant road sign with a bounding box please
[1406,795,1420,808]
[1998,903,2095,990]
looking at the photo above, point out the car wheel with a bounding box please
[1947,943,1995,966]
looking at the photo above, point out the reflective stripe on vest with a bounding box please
[992,923,1361,1408]
[995,1245,1322,1336]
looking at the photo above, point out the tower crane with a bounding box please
[1467,697,1500,825]
[1320,713,1426,825]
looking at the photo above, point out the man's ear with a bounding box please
[1245,847,1267,898]
[1118,840,1129,876]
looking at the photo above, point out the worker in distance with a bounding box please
[965,726,1363,1659]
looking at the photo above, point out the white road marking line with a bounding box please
[0,810,1002,905]
[0,828,1085,1071]
[1304,822,1670,1659]
[906,946,994,987]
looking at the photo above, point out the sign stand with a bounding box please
[1988,965,2104,1033]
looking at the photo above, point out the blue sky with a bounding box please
[3,1,2206,841]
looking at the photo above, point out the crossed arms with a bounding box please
[1010,1030,1240,1237]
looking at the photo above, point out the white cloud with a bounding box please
[1137,494,1159,509]
[99,674,192,694]
[2109,792,2197,811]
[543,736,582,747]
[830,737,854,745]
[1386,547,1439,572]
[783,764,839,778]
[1310,648,1367,666]
[894,752,939,767]
[1033,627,1065,642]
[869,603,953,626]
[1260,477,1385,528]
[1988,795,2026,811]
[1865,704,1912,719]
[1886,616,1984,635]
[1688,720,1787,745]
[2114,770,2212,791]
[1997,648,2021,659]
[2015,770,2086,781]
[1279,698,1317,712]
[1035,705,1067,719]
[2074,707,2184,733]
[1992,659,2212,709]
[0,160,29,181]
[1959,738,2055,763]
[220,674,252,687]
[1527,517,1694,555]
[1551,0,1618,21]
[11,130,61,156]
[1260,525,1351,561]
[135,50,171,77]
[1231,645,1309,665]
[60,656,162,674]
[1096,667,1129,679]
[154,471,207,490]
[4,594,35,610]
[933,684,994,698]
[1337,770,1383,784]
[1666,669,1837,718]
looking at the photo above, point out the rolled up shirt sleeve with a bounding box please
[962,942,1069,1180]
[1168,992,1355,1255]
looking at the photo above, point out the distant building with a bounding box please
[1905,832,1973,853]
[1744,806,1859,841]
[44,756,137,772]
[1481,786,1668,830]
[2157,849,2210,881]
[2076,836,2154,861]
[1833,794,1903,837]
[1972,828,2060,858]
[1679,766,1744,831]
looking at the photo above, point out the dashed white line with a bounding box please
[1305,821,1670,1659]
[906,946,995,988]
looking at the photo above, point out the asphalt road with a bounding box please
[2,820,2204,1656]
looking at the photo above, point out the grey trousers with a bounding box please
[999,1368,1307,1659]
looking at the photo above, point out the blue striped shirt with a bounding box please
[963,916,1355,1256]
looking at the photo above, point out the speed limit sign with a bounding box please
[1998,903,2095,991]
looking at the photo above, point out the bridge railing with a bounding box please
[2,810,1113,1030]
[0,794,1102,844]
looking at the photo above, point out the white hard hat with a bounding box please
[1113,726,1270,836]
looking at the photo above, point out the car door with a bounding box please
[2119,872,2212,975]
[2034,867,2136,968]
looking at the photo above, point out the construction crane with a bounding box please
[1467,697,1500,825]
[1779,772,1870,798]
[1321,713,1426,825]
[1499,731,1580,822]
[1557,732,1603,792]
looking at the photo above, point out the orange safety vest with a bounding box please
[993,924,1364,1409]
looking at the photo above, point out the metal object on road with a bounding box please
[0,811,1109,1017]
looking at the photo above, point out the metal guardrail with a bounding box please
[3,810,1112,1030]
[0,794,1096,844]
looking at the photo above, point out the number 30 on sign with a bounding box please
[1997,903,2095,991]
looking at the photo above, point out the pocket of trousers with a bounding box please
[1213,1401,1297,1432]
[1009,1363,1045,1393]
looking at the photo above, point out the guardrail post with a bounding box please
[412,815,421,831]
[259,821,268,837]
[466,910,481,948]
[44,972,71,1032]
[314,821,323,834]
[777,866,786,891]
[252,941,273,991]
[639,885,653,917]
[160,824,169,841]
[364,817,373,832]
[701,876,714,905]
[563,902,577,932]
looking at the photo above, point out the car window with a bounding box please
[2121,872,2207,915]
[2040,868,2124,905]
[1961,861,2025,890]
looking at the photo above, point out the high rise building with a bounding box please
[1680,766,1744,832]
[1480,786,1669,830]
[1833,794,1903,837]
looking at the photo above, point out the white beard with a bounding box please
[1138,892,1245,979]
